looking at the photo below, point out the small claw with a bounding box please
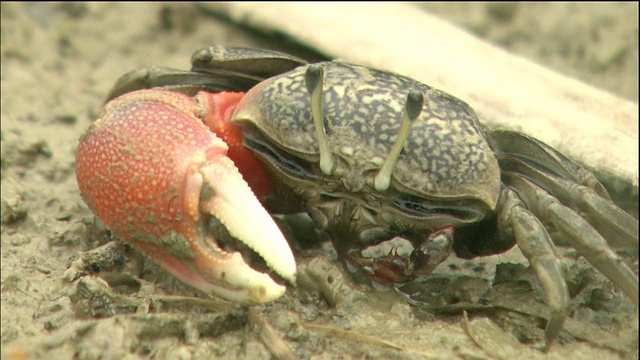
[344,226,455,287]
[76,89,296,303]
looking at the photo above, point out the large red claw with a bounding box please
[75,89,296,303]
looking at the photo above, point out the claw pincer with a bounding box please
[75,89,296,303]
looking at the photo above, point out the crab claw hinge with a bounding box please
[305,65,335,176]
[374,90,424,192]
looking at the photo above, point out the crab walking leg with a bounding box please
[498,156,638,248]
[489,130,612,200]
[498,187,569,346]
[505,173,639,304]
[76,89,296,304]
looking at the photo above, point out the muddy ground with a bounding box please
[1,3,638,360]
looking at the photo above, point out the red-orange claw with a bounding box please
[76,89,296,303]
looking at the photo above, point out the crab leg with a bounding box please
[498,187,569,346]
[489,130,612,199]
[504,173,639,304]
[76,89,296,303]
[499,155,638,249]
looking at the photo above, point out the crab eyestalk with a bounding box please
[374,90,425,192]
[305,65,335,176]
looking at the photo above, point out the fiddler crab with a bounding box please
[76,46,638,345]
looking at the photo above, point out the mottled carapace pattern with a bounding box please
[234,62,500,208]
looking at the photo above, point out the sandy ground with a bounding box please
[1,3,637,360]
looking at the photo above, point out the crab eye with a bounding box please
[394,196,432,215]
[243,133,315,179]
[393,194,486,223]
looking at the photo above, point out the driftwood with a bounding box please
[206,3,638,194]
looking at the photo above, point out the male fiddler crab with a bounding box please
[75,46,638,346]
